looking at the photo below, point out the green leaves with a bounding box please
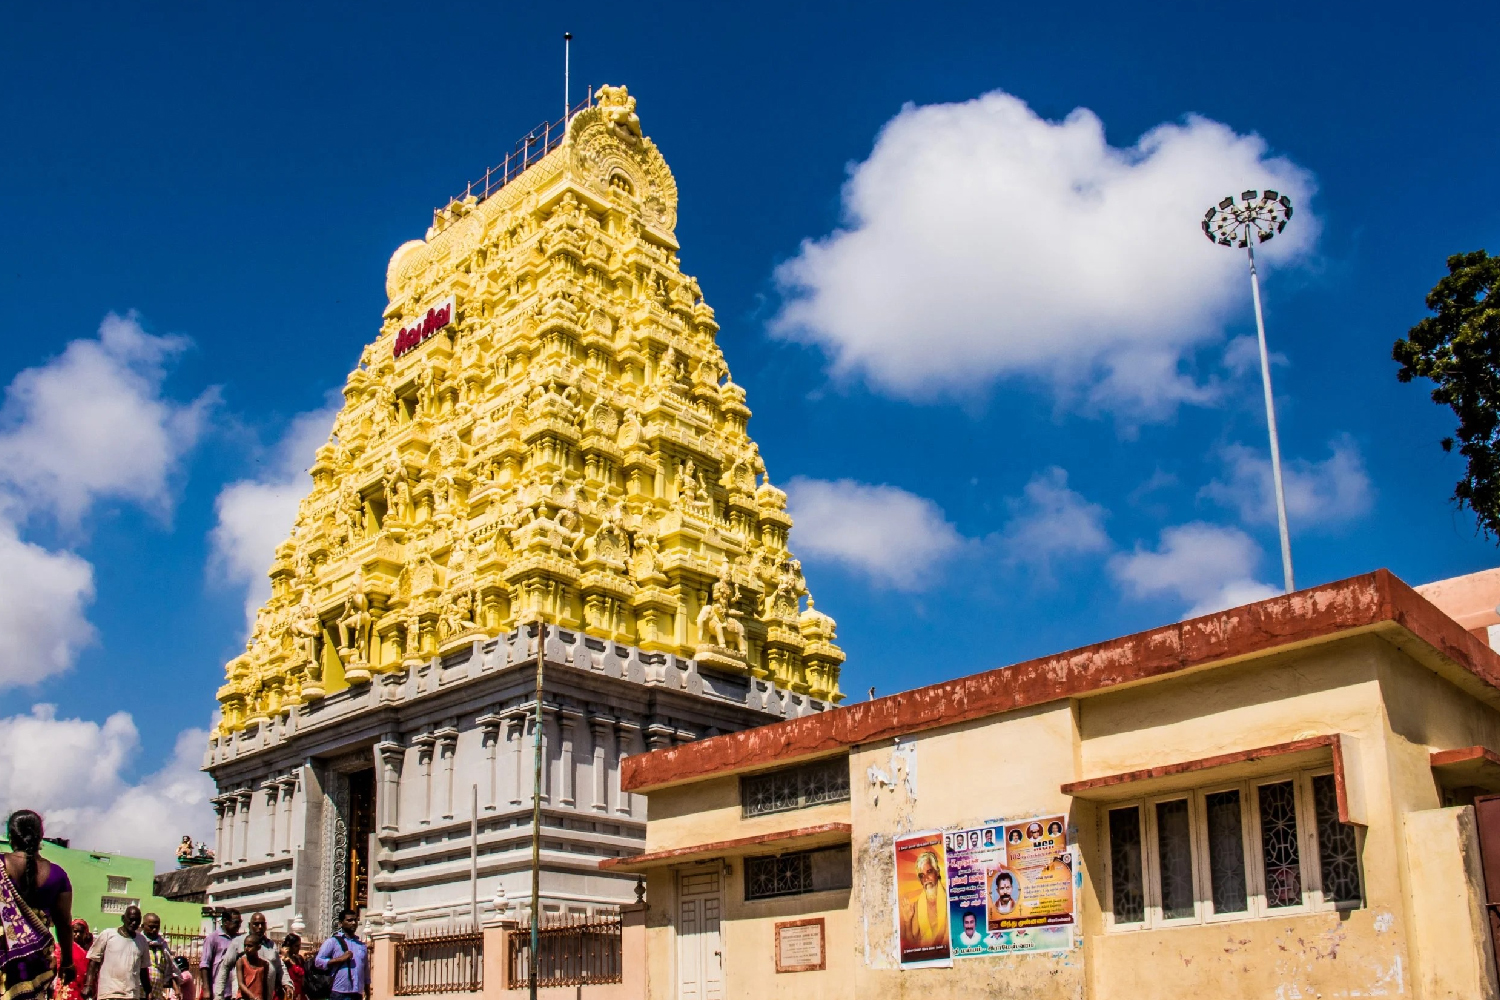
[1393,250,1500,536]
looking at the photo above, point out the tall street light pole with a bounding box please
[529,616,546,1000]
[1204,190,1297,593]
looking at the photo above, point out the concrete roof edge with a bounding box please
[620,569,1500,795]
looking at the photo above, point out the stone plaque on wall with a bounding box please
[775,918,825,973]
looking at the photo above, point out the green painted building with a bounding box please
[0,837,204,932]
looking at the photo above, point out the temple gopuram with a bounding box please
[203,86,845,934]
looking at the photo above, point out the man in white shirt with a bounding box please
[958,911,983,947]
[85,905,151,1000]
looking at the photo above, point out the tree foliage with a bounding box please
[1394,250,1500,536]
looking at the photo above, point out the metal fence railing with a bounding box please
[506,914,622,990]
[446,95,594,212]
[162,928,204,968]
[395,929,483,995]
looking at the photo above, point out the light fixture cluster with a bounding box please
[1202,190,1294,247]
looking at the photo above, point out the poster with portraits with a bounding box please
[893,831,952,969]
[943,816,1076,960]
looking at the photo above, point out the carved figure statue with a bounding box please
[337,571,372,660]
[584,502,629,565]
[432,474,455,520]
[383,456,410,524]
[396,601,422,660]
[436,425,463,468]
[630,519,664,583]
[371,383,396,437]
[338,480,364,543]
[448,527,471,578]
[696,573,745,653]
[677,461,713,518]
[417,362,439,416]
[289,593,322,675]
[555,491,583,553]
[438,590,478,640]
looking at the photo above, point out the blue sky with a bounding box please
[2,1,1497,860]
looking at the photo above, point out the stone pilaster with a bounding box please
[589,716,614,813]
[477,712,504,811]
[435,726,459,820]
[375,738,404,834]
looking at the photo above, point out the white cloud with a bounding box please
[1201,435,1373,529]
[772,90,1317,418]
[0,706,214,866]
[1000,467,1110,571]
[0,314,209,688]
[210,397,339,631]
[786,476,964,590]
[0,518,96,686]
[1222,334,1287,379]
[0,313,213,526]
[1110,521,1279,619]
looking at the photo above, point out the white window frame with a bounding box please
[1102,768,1363,932]
[1195,781,1257,925]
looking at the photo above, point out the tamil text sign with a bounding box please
[393,295,455,358]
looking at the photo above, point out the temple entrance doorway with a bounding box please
[346,767,375,913]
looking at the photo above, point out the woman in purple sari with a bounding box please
[1,810,76,1000]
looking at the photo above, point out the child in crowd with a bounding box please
[234,933,270,1000]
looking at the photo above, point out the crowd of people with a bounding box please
[1,811,369,1000]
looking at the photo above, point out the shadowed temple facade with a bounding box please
[202,86,845,935]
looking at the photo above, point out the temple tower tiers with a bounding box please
[203,86,845,933]
[214,84,843,739]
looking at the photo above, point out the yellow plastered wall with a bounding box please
[640,632,1500,998]
[642,770,851,852]
[1403,806,1498,999]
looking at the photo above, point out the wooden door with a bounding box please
[677,870,724,1000]
[1473,794,1500,977]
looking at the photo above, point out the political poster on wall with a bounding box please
[944,816,1076,959]
[894,831,952,969]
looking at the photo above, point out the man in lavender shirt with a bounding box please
[198,910,240,1000]
[314,910,368,1000]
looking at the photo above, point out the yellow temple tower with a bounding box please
[215,85,844,738]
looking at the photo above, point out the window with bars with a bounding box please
[1103,769,1362,930]
[740,758,850,817]
[743,845,852,901]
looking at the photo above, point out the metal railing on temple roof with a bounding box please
[443,93,595,214]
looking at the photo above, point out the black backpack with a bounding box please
[301,937,338,1000]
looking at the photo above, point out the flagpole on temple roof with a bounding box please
[563,32,572,121]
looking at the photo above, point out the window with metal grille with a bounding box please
[1311,774,1362,904]
[740,758,850,817]
[1107,807,1145,924]
[1155,799,1195,920]
[106,876,130,894]
[1204,789,1248,914]
[743,845,852,901]
[1257,780,1302,908]
[1102,769,1361,930]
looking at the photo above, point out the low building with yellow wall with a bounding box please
[605,570,1500,998]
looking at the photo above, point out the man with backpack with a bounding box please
[310,912,365,1000]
